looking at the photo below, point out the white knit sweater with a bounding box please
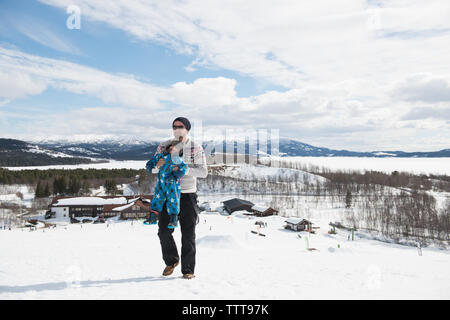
[151,136,208,193]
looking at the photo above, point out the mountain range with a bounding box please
[0,137,449,167]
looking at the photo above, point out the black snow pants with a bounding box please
[157,192,200,275]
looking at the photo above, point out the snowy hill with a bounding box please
[9,135,449,162]
[1,158,449,299]
[0,210,448,299]
[209,163,327,184]
[0,138,98,166]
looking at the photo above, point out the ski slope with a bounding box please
[1,211,448,299]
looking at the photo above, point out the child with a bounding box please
[144,140,188,228]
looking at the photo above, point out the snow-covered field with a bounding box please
[1,158,449,299]
[3,156,450,176]
[2,160,146,171]
[1,209,449,300]
[210,163,328,184]
[0,185,34,208]
[267,156,450,175]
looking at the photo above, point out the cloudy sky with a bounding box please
[0,0,449,152]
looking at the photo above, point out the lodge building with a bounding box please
[46,195,154,222]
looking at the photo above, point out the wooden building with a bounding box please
[47,195,153,222]
[284,218,313,232]
[249,205,278,217]
[109,199,151,220]
[222,198,255,214]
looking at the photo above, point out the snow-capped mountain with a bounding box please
[277,137,450,158]
[33,140,160,161]
[27,134,151,146]
[3,136,449,164]
[201,137,450,158]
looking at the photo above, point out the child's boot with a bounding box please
[143,209,159,225]
[168,214,179,229]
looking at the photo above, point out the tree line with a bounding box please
[260,158,450,192]
[0,168,143,184]
[0,168,146,197]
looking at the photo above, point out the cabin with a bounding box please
[222,198,255,214]
[249,205,278,217]
[284,218,313,232]
[47,195,153,222]
[110,199,151,220]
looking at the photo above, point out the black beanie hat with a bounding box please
[172,117,191,131]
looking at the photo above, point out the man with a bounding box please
[145,117,208,279]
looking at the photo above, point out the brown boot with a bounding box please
[183,273,196,279]
[162,261,179,276]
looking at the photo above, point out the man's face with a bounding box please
[172,120,187,140]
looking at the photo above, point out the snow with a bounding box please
[251,205,269,212]
[1,157,449,299]
[26,145,74,158]
[112,202,134,211]
[27,134,152,145]
[54,197,129,206]
[1,160,147,171]
[285,217,303,224]
[214,163,328,184]
[261,156,450,175]
[373,152,397,156]
[0,184,35,208]
[0,210,448,299]
[3,157,450,176]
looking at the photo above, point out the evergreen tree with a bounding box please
[81,180,91,195]
[53,176,67,195]
[345,189,352,208]
[52,177,59,195]
[68,176,81,195]
[44,182,51,197]
[35,180,43,198]
[105,179,118,195]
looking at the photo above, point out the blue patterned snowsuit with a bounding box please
[146,151,188,216]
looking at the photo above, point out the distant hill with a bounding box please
[34,140,160,161]
[200,138,450,158]
[30,137,450,160]
[276,138,450,158]
[1,137,448,166]
[0,138,100,167]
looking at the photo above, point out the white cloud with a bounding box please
[0,46,165,109]
[9,14,81,55]
[168,77,238,107]
[37,0,450,89]
[392,73,450,103]
[3,0,450,150]
[2,44,447,151]
[0,71,48,101]
[400,106,450,121]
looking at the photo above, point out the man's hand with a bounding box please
[156,158,165,168]
[172,165,179,171]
